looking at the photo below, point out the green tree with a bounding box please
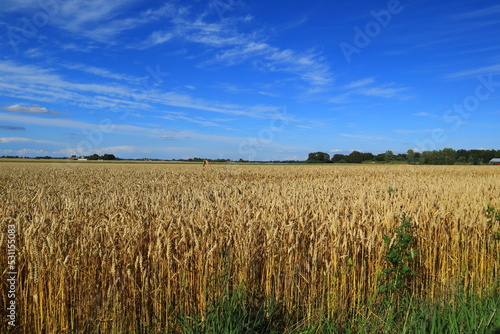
[374,153,386,162]
[407,149,415,163]
[362,152,374,162]
[442,148,456,165]
[307,152,330,163]
[331,154,345,163]
[347,150,364,163]
[385,150,394,163]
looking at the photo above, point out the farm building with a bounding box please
[489,158,500,165]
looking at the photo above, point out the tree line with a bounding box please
[307,149,500,165]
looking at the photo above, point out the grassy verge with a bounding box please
[175,287,499,334]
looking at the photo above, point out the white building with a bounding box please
[489,158,500,165]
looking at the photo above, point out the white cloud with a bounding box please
[444,64,500,80]
[358,85,409,99]
[138,31,174,49]
[53,145,137,157]
[2,0,179,43]
[0,137,60,145]
[61,63,142,82]
[451,4,500,20]
[101,145,135,152]
[0,104,65,115]
[0,61,286,120]
[16,149,50,156]
[330,78,411,102]
[345,78,375,89]
[0,113,123,133]
[340,133,392,140]
[0,125,25,130]
[210,43,333,87]
[394,129,434,134]
[413,112,432,116]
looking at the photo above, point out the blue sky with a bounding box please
[0,0,499,160]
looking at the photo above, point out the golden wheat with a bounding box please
[0,162,498,332]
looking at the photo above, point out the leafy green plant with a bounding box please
[177,285,285,334]
[388,186,395,196]
[379,214,418,294]
[485,204,500,241]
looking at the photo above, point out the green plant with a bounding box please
[379,214,418,294]
[177,286,285,334]
[485,204,500,241]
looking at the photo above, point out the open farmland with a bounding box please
[1,163,499,333]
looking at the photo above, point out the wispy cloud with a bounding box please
[137,31,174,49]
[0,137,60,145]
[3,0,179,43]
[340,133,391,140]
[0,104,65,115]
[100,145,135,153]
[344,77,375,89]
[394,129,434,134]
[159,112,226,128]
[0,125,25,130]
[209,43,333,87]
[0,113,123,133]
[412,112,440,119]
[357,85,410,99]
[451,4,500,20]
[413,112,432,117]
[61,63,143,82]
[52,145,135,156]
[0,61,285,119]
[133,7,335,88]
[330,79,410,102]
[444,64,500,80]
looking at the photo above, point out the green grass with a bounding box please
[175,287,499,334]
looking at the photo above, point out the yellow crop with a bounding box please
[0,163,498,332]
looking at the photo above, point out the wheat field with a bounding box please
[0,162,499,332]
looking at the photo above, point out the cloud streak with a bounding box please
[444,64,500,80]
[340,133,392,141]
[0,137,60,145]
[0,125,25,130]
[1,104,65,115]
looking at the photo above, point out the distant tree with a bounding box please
[395,153,406,161]
[362,152,374,162]
[307,152,330,163]
[347,150,364,163]
[442,148,456,165]
[102,154,116,160]
[407,149,415,163]
[374,153,386,162]
[456,149,468,162]
[331,154,345,163]
[385,150,394,163]
[87,154,100,160]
